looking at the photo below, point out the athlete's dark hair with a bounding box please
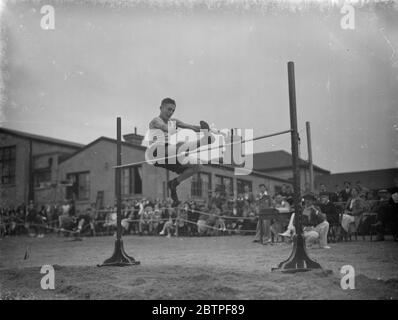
[161,98,176,106]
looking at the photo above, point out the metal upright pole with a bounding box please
[273,62,322,273]
[116,117,122,241]
[99,117,140,267]
[306,121,314,192]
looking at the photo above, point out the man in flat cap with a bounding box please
[279,192,330,249]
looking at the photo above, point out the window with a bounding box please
[34,168,51,187]
[0,146,16,185]
[121,165,142,195]
[237,179,252,194]
[66,172,90,200]
[215,175,233,196]
[191,172,211,198]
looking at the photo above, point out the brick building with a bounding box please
[315,168,398,192]
[0,127,83,208]
[253,150,330,192]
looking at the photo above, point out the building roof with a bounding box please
[253,150,330,174]
[208,162,292,184]
[59,136,146,163]
[0,127,84,149]
[315,168,398,190]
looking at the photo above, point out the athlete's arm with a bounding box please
[174,119,200,132]
[150,118,169,133]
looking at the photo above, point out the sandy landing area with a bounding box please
[1,235,398,300]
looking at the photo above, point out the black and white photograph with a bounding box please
[0,0,398,303]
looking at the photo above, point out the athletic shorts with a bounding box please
[152,143,189,174]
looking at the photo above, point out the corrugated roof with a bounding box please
[59,136,146,163]
[253,150,330,174]
[0,127,84,149]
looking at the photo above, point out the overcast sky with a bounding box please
[1,0,397,173]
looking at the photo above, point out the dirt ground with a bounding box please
[1,234,398,300]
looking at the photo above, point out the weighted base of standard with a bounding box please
[98,239,140,267]
[272,234,322,273]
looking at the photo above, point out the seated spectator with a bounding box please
[373,189,398,241]
[36,205,48,238]
[4,207,17,236]
[15,205,26,235]
[341,186,367,236]
[280,184,289,199]
[318,192,341,241]
[285,185,294,206]
[220,202,234,234]
[175,205,189,236]
[76,207,96,236]
[241,201,257,235]
[26,201,38,237]
[319,184,327,194]
[209,188,225,210]
[279,193,330,249]
[138,204,152,235]
[330,185,340,203]
[339,181,352,202]
[302,193,330,249]
[46,203,58,232]
[271,194,291,238]
[0,210,6,238]
[273,194,291,212]
[187,202,200,236]
[149,203,162,235]
[196,203,211,236]
[159,207,177,237]
[242,185,255,204]
[103,206,117,235]
[94,207,107,235]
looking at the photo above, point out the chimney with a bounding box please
[123,127,144,146]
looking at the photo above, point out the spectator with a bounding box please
[242,185,255,204]
[301,193,330,249]
[319,184,327,194]
[159,207,177,237]
[26,201,38,237]
[0,209,6,238]
[373,189,398,241]
[149,203,162,235]
[318,192,341,241]
[76,207,96,236]
[340,181,352,202]
[103,206,117,235]
[341,186,367,236]
[241,201,257,235]
[210,188,225,210]
[36,205,47,238]
[187,202,200,236]
[280,184,289,199]
[138,204,152,235]
[257,184,269,200]
[273,194,291,212]
[175,206,189,236]
[271,194,291,238]
[330,185,340,203]
[279,193,330,249]
[285,185,294,206]
[253,184,273,243]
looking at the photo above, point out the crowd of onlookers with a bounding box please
[0,179,397,243]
